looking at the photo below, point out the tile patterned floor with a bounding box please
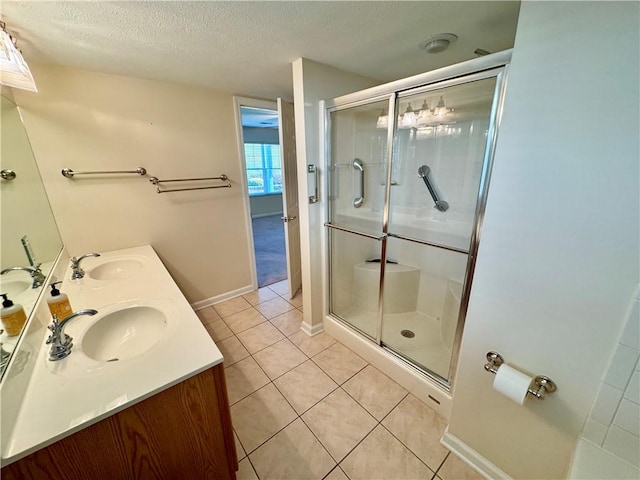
[196,279,481,480]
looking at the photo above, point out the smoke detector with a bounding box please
[420,33,458,54]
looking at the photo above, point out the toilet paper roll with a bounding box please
[493,363,533,405]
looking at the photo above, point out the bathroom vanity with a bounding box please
[0,246,237,479]
[2,365,235,479]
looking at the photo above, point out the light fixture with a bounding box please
[416,100,432,127]
[378,97,453,130]
[433,96,451,117]
[420,33,458,54]
[0,21,37,92]
[376,109,388,129]
[400,103,416,129]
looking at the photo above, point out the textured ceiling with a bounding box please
[1,1,521,100]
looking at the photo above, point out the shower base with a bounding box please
[338,308,453,379]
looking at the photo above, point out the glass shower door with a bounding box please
[381,76,499,381]
[327,98,389,340]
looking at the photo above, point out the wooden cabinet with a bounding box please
[2,365,237,479]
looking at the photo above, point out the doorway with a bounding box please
[234,97,301,297]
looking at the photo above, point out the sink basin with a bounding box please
[1,279,32,298]
[88,258,144,280]
[81,306,167,361]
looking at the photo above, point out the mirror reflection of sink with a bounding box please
[88,258,144,280]
[0,279,32,298]
[81,305,167,362]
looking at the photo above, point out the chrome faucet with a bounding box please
[46,309,98,361]
[0,264,46,289]
[70,253,100,280]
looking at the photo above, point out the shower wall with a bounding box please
[390,121,489,220]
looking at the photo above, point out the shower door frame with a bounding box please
[323,50,512,391]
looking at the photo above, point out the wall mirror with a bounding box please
[0,93,63,380]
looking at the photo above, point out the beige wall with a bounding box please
[448,2,639,479]
[13,64,252,303]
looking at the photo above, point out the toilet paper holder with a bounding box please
[484,351,557,400]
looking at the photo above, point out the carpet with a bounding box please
[252,214,287,287]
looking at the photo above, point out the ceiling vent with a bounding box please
[420,33,458,54]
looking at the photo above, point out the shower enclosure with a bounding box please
[324,53,509,389]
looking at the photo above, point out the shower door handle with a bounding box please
[308,164,319,204]
[418,165,449,212]
[353,158,364,208]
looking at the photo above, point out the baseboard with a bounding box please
[300,321,324,336]
[441,428,512,480]
[191,284,256,310]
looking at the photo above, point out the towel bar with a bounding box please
[62,167,147,178]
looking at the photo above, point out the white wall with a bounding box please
[13,64,253,304]
[447,2,639,479]
[292,58,378,333]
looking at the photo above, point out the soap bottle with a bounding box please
[1,294,27,336]
[47,281,73,320]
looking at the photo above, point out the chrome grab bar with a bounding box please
[353,158,364,208]
[61,167,147,178]
[418,165,449,212]
[149,174,231,193]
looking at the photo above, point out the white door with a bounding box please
[277,98,301,298]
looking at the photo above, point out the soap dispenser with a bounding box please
[1,294,27,336]
[47,281,73,320]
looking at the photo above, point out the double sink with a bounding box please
[50,253,171,372]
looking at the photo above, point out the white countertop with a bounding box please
[1,245,223,465]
